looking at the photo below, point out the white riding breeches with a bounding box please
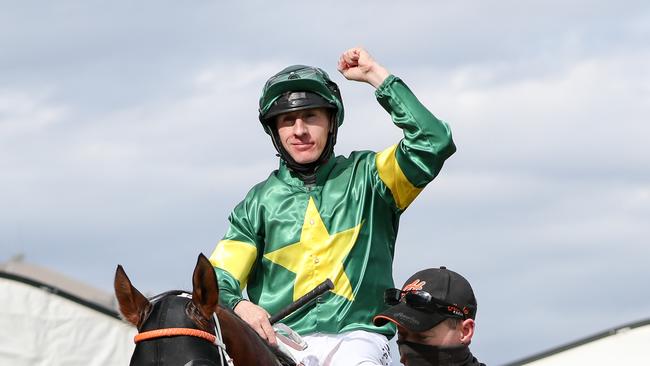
[281,330,391,366]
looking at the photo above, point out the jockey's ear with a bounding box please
[114,265,151,328]
[192,253,220,320]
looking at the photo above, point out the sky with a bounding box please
[1,1,649,364]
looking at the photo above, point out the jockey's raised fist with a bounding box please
[337,47,390,88]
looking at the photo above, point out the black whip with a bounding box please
[269,279,334,325]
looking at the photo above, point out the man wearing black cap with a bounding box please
[374,267,485,366]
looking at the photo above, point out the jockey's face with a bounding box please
[275,108,330,165]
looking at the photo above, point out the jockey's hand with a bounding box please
[234,300,277,347]
[337,47,390,89]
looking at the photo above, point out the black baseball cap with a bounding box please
[373,266,477,332]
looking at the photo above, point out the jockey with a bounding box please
[210,47,456,365]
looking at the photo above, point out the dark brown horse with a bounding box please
[114,253,295,366]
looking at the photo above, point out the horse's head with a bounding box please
[114,253,224,366]
[115,253,295,366]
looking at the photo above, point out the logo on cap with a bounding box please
[402,279,426,295]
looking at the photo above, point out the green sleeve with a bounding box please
[209,199,261,310]
[375,75,456,188]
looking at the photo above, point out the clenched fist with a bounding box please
[337,47,390,88]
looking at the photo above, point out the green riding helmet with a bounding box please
[258,65,344,133]
[258,65,344,175]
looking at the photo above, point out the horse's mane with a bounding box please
[149,290,188,301]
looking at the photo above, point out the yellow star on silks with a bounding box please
[263,197,363,302]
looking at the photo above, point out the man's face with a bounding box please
[275,107,330,164]
[397,321,461,347]
[395,319,475,365]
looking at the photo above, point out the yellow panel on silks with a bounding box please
[209,240,257,289]
[375,144,423,210]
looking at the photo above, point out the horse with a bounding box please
[114,253,296,366]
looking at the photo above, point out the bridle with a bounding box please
[133,293,234,366]
[134,325,220,346]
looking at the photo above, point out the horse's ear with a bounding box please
[114,265,150,327]
[192,253,220,320]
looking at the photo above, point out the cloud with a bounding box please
[413,49,650,178]
[0,89,68,137]
[382,45,650,362]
